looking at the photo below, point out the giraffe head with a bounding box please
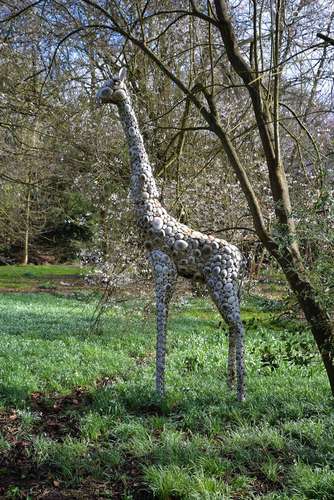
[96,68,128,105]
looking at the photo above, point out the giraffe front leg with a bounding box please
[225,302,245,402]
[227,328,237,390]
[149,250,177,398]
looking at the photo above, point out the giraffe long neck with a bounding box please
[117,96,159,205]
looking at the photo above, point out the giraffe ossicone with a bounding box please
[97,69,246,402]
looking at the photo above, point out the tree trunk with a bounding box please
[21,186,31,265]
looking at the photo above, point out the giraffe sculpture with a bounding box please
[97,69,246,402]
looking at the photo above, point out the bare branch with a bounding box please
[201,226,257,235]
[213,0,302,262]
[317,33,334,46]
[0,0,45,24]
[79,0,272,249]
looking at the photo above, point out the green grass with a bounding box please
[0,264,82,279]
[0,263,84,290]
[0,288,332,498]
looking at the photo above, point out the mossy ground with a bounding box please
[0,266,332,498]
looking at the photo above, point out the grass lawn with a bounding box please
[0,280,333,498]
[0,264,85,291]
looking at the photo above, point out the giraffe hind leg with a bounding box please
[206,276,245,402]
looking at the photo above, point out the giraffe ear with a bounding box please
[119,67,127,82]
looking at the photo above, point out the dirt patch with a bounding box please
[0,379,153,499]
[28,377,115,439]
[0,410,47,497]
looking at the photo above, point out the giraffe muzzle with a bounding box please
[96,86,113,105]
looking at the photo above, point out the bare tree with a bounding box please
[82,0,334,395]
[1,0,333,393]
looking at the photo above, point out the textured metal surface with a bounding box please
[97,73,246,401]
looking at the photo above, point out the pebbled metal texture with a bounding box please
[97,73,246,402]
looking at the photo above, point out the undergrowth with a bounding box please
[0,288,332,499]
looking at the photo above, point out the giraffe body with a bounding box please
[97,71,245,401]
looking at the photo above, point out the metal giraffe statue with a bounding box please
[97,69,246,401]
